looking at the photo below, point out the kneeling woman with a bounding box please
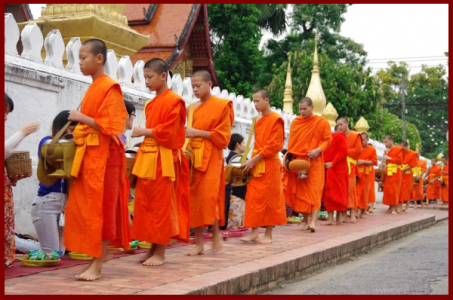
[31,111,78,254]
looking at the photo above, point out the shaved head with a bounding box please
[361,132,369,139]
[384,135,393,141]
[336,117,348,124]
[400,140,409,147]
[299,97,313,106]
[144,58,168,75]
[83,39,107,64]
[254,88,270,100]
[192,70,212,82]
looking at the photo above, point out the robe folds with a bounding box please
[322,132,348,212]
[440,164,449,202]
[64,74,130,257]
[131,89,190,245]
[382,146,404,206]
[411,159,428,201]
[188,96,234,228]
[244,112,286,227]
[426,165,441,200]
[399,150,418,203]
[283,115,332,214]
[356,145,378,210]
[346,131,363,209]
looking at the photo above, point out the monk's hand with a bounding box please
[68,110,83,122]
[384,155,391,161]
[324,162,332,169]
[185,128,198,138]
[131,126,145,138]
[307,148,322,159]
[241,159,256,175]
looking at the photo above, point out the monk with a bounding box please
[185,70,234,255]
[426,158,441,205]
[336,117,362,223]
[367,144,378,213]
[65,39,130,281]
[398,141,418,213]
[410,151,428,209]
[381,135,404,214]
[240,89,286,243]
[130,58,190,266]
[356,132,378,218]
[322,125,348,225]
[440,156,449,205]
[283,97,332,232]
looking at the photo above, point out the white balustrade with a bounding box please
[44,29,65,69]
[132,60,146,90]
[5,13,19,55]
[212,86,221,97]
[105,49,118,80]
[118,55,133,87]
[182,77,194,103]
[236,95,244,118]
[171,73,183,96]
[21,22,43,62]
[65,37,82,74]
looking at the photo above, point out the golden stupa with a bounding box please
[322,102,338,127]
[355,116,370,133]
[305,32,326,116]
[282,56,294,114]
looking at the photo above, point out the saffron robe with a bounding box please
[283,115,332,214]
[440,164,448,202]
[131,89,190,245]
[188,96,234,228]
[411,159,428,200]
[64,74,130,257]
[356,144,378,210]
[244,112,286,227]
[426,165,441,200]
[322,132,348,212]
[369,166,376,203]
[346,130,362,209]
[382,146,404,206]
[399,150,418,203]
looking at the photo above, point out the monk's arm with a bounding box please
[318,121,332,152]
[68,111,101,131]
[209,104,233,149]
[349,136,362,159]
[95,86,127,135]
[358,159,374,166]
[152,102,185,148]
[259,120,284,158]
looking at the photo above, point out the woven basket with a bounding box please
[6,151,32,177]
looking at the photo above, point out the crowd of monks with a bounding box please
[61,39,448,281]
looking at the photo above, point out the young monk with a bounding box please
[426,158,441,205]
[356,132,378,218]
[381,135,404,214]
[185,70,234,255]
[283,97,332,232]
[322,125,348,225]
[398,141,418,212]
[411,152,428,209]
[336,117,362,223]
[440,156,448,205]
[65,39,130,281]
[367,143,378,213]
[130,58,190,266]
[240,89,286,243]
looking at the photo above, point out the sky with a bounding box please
[29,4,448,78]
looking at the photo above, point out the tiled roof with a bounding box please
[130,51,173,67]
[123,4,148,22]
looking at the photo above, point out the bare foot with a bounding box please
[184,245,204,256]
[308,226,316,232]
[212,233,224,252]
[76,260,101,281]
[139,247,155,263]
[350,215,357,223]
[391,211,397,215]
[143,255,165,266]
[322,220,334,226]
[402,209,408,213]
[259,236,272,244]
[240,233,260,243]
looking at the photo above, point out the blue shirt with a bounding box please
[37,136,67,197]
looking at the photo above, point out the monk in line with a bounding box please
[398,141,418,213]
[185,70,234,255]
[440,156,449,205]
[367,143,378,214]
[322,125,348,225]
[283,97,332,232]
[381,135,404,214]
[65,39,130,281]
[336,117,362,223]
[426,158,441,205]
[356,132,378,218]
[410,152,427,209]
[240,89,286,243]
[131,58,190,266]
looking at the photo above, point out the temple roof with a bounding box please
[5,4,33,22]
[123,4,217,85]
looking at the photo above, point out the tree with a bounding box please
[207,4,264,98]
[256,4,287,37]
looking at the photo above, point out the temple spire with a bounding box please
[282,55,294,114]
[305,31,326,116]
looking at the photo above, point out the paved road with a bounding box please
[266,220,449,295]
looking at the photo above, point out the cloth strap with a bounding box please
[250,149,279,178]
[182,103,194,151]
[347,156,357,175]
[240,116,257,165]
[71,125,101,178]
[387,163,402,176]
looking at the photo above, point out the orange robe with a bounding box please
[346,131,362,209]
[399,150,418,203]
[356,145,378,210]
[188,96,234,228]
[426,165,441,200]
[64,74,130,257]
[283,115,332,214]
[440,164,449,202]
[131,89,190,245]
[322,132,348,212]
[369,166,376,203]
[244,112,286,227]
[411,159,428,200]
[382,146,404,206]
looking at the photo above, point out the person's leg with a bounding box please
[259,226,273,244]
[322,211,334,225]
[76,240,109,281]
[309,209,319,232]
[31,195,61,254]
[185,226,204,255]
[240,227,259,242]
[212,220,223,252]
[143,244,166,266]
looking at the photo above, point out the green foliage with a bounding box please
[379,109,421,149]
[256,4,287,37]
[207,4,264,98]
